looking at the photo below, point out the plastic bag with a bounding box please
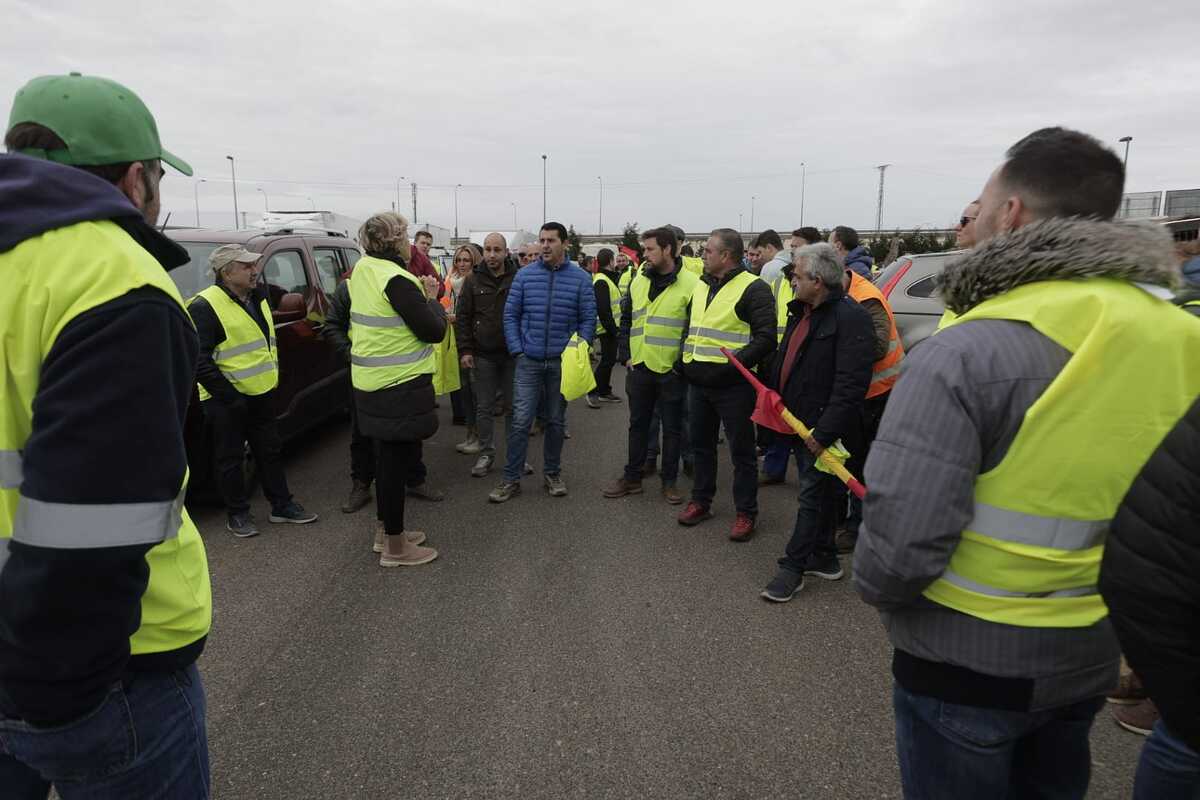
[432,325,461,395]
[559,334,596,401]
[813,439,851,476]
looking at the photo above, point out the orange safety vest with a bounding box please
[846,271,904,398]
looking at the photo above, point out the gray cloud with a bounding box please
[3,0,1196,234]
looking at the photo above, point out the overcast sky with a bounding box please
[5,0,1197,237]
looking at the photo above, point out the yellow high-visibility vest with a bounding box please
[593,272,621,335]
[347,255,437,392]
[1,219,211,656]
[925,279,1200,628]
[629,267,698,373]
[192,285,278,401]
[683,271,759,363]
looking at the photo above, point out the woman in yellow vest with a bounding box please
[348,212,447,567]
[190,244,318,538]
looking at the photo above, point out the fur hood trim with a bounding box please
[938,217,1180,315]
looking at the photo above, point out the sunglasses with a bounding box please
[959,215,977,227]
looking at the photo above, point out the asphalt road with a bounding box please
[191,370,1143,799]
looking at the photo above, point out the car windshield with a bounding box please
[170,241,224,300]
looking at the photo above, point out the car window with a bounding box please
[341,248,361,270]
[906,275,939,299]
[262,250,309,308]
[313,247,342,295]
[169,241,223,300]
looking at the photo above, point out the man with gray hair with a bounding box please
[190,243,317,537]
[760,242,874,602]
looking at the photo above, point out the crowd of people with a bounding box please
[2,71,1199,799]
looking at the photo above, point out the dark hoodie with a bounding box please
[844,245,874,279]
[0,154,202,726]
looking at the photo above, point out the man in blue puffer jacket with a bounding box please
[489,222,596,503]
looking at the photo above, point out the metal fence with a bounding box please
[1117,192,1161,219]
[1165,189,1200,219]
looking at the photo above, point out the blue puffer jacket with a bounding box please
[503,259,597,359]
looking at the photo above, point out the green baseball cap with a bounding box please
[7,72,192,176]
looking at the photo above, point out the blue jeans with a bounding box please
[505,355,566,482]
[1135,720,1200,799]
[0,664,209,799]
[893,683,1103,800]
[761,438,799,479]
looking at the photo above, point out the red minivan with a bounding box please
[167,227,361,500]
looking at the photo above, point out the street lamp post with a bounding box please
[597,175,603,235]
[395,176,405,214]
[511,202,517,229]
[800,162,806,226]
[750,196,756,233]
[454,183,462,239]
[257,187,269,212]
[739,212,743,232]
[1119,136,1133,169]
[193,178,206,227]
[541,154,547,223]
[225,155,239,229]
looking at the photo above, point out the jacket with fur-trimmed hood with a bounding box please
[855,216,1198,714]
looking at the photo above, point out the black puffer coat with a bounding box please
[1099,395,1200,751]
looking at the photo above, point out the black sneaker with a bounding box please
[586,393,601,409]
[227,512,259,538]
[268,502,318,524]
[598,393,622,403]
[804,556,844,581]
[761,569,804,602]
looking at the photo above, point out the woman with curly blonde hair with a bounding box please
[347,212,446,566]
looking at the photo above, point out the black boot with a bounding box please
[341,480,372,514]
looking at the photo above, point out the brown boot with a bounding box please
[661,485,684,505]
[379,532,438,567]
[374,522,426,553]
[602,477,643,498]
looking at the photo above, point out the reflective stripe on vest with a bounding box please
[683,270,760,364]
[771,274,794,343]
[593,272,621,335]
[0,217,212,656]
[193,286,279,400]
[347,255,438,392]
[0,450,21,490]
[629,268,699,372]
[922,277,1200,628]
[846,271,904,398]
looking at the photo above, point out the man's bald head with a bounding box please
[483,232,509,272]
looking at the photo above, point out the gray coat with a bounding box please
[854,217,1183,711]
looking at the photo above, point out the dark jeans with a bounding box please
[778,449,840,572]
[376,439,421,534]
[624,366,684,484]
[893,683,1104,800]
[846,391,889,536]
[592,333,617,396]
[205,392,291,516]
[472,354,514,456]
[647,393,691,468]
[449,360,475,426]
[349,391,374,486]
[0,664,209,799]
[688,382,758,515]
[1134,720,1200,799]
[506,355,565,482]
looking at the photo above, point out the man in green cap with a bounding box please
[0,73,212,796]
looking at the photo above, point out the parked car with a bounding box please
[166,227,361,501]
[873,250,963,352]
